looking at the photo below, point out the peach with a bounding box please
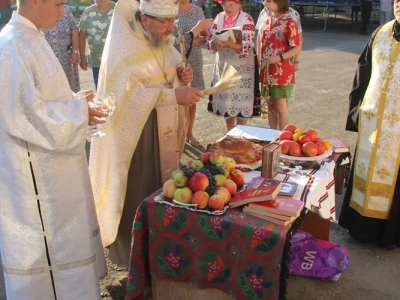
[302,141,318,157]
[292,132,302,142]
[188,172,209,191]
[287,141,302,157]
[224,179,237,196]
[315,140,326,155]
[214,187,231,204]
[191,159,204,171]
[283,124,297,133]
[223,157,237,173]
[163,179,178,199]
[278,130,293,141]
[298,135,311,145]
[201,152,212,164]
[208,194,225,210]
[210,152,225,165]
[279,140,291,155]
[304,129,318,142]
[174,187,193,204]
[191,191,209,209]
[230,169,244,187]
[171,169,183,180]
[214,174,227,187]
[174,172,188,187]
[323,140,332,150]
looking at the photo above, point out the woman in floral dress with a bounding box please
[258,0,301,130]
[207,0,257,131]
[43,6,80,92]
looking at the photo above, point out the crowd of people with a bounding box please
[0,0,399,298]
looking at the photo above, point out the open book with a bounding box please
[214,27,242,44]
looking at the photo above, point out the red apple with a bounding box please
[188,172,209,191]
[315,140,326,155]
[278,130,293,141]
[283,124,297,133]
[279,140,292,155]
[302,141,318,157]
[230,169,244,187]
[224,179,237,197]
[287,141,302,157]
[208,194,225,210]
[214,187,231,204]
[201,152,212,164]
[304,129,318,142]
[191,191,210,209]
[298,134,311,145]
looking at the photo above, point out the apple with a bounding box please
[304,129,318,142]
[302,141,318,157]
[191,191,209,209]
[188,172,209,191]
[279,140,291,155]
[201,152,212,164]
[214,187,231,204]
[162,179,178,198]
[171,169,183,180]
[208,194,225,210]
[191,159,204,171]
[283,124,297,133]
[224,179,237,196]
[278,130,293,141]
[174,187,193,204]
[287,141,302,157]
[315,140,326,155]
[214,174,227,187]
[223,157,236,173]
[298,134,311,145]
[210,152,225,165]
[217,163,230,177]
[230,169,244,187]
[174,172,188,187]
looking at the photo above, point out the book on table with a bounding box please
[243,208,296,226]
[248,176,298,197]
[229,181,281,208]
[246,195,304,217]
[328,138,350,153]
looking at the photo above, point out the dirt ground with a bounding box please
[1,15,400,300]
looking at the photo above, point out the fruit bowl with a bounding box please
[280,149,333,162]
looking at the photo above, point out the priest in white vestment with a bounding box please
[0,2,108,299]
[89,0,204,266]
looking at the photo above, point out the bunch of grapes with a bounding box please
[180,165,196,178]
[199,169,218,196]
[202,163,223,176]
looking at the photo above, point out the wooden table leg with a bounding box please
[298,210,331,241]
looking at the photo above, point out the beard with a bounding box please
[146,23,174,48]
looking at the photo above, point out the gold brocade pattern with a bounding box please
[89,0,182,247]
[350,20,400,219]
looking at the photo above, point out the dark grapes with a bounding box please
[202,163,223,176]
[180,165,196,178]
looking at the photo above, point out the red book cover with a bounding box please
[229,182,281,208]
[247,196,304,217]
[328,138,350,153]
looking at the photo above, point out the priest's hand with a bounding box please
[85,93,108,126]
[177,64,193,85]
[175,86,204,107]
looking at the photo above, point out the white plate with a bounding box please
[172,199,198,207]
[280,149,333,162]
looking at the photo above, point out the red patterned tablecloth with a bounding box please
[126,190,305,300]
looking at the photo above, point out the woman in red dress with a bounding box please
[257,0,301,130]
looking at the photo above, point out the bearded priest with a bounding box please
[89,0,204,267]
[0,0,109,299]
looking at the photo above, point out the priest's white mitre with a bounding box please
[139,0,180,18]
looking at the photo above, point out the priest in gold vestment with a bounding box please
[89,0,204,266]
[0,1,108,299]
[339,2,400,249]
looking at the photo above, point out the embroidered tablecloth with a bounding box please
[126,190,302,300]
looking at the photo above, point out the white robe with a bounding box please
[0,12,106,300]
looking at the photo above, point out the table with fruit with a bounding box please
[126,125,338,300]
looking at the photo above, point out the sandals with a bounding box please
[186,136,200,147]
